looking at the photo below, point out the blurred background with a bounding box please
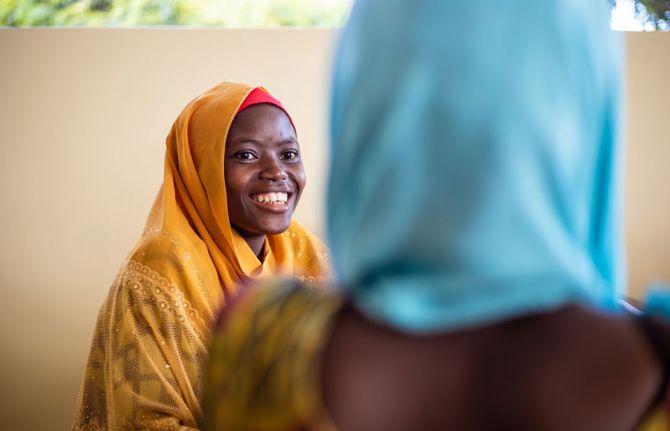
[0,0,668,429]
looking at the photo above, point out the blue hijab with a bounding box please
[327,0,625,332]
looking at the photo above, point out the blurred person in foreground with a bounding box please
[73,82,330,430]
[201,1,670,430]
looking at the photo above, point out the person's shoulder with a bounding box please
[220,279,342,327]
[108,229,220,329]
[109,257,208,331]
[283,221,333,281]
[205,279,343,430]
[284,221,325,247]
[128,229,202,272]
[126,229,219,292]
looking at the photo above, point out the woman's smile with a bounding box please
[247,191,293,212]
[251,191,289,205]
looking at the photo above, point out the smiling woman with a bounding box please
[72,82,330,430]
[225,98,307,257]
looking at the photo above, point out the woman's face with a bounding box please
[224,104,305,237]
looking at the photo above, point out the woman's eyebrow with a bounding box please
[228,138,262,147]
[229,137,299,147]
[278,138,299,146]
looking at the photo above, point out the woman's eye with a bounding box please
[281,150,299,161]
[234,151,256,161]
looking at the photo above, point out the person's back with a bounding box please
[318,0,670,427]
[323,305,661,431]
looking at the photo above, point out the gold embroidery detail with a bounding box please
[123,260,206,340]
[142,229,208,299]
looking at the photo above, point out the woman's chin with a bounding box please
[263,222,292,236]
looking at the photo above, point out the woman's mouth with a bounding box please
[249,192,290,211]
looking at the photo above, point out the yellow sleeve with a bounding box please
[639,409,670,431]
[202,281,341,431]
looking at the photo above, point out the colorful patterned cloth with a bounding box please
[202,281,342,431]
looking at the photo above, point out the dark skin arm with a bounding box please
[322,305,665,431]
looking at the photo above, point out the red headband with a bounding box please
[237,87,296,132]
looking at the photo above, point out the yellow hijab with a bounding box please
[73,81,330,430]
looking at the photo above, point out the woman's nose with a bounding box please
[259,157,287,182]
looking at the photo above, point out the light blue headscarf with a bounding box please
[327,0,625,332]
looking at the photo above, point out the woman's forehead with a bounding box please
[233,104,292,127]
[228,104,297,140]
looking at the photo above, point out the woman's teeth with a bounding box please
[252,192,288,204]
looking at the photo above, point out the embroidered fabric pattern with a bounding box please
[73,259,208,431]
[124,260,207,339]
[140,229,211,301]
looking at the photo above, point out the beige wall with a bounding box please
[0,29,668,430]
[625,32,670,300]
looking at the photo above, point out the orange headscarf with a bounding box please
[73,81,330,430]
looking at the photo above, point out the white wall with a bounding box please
[0,29,668,430]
